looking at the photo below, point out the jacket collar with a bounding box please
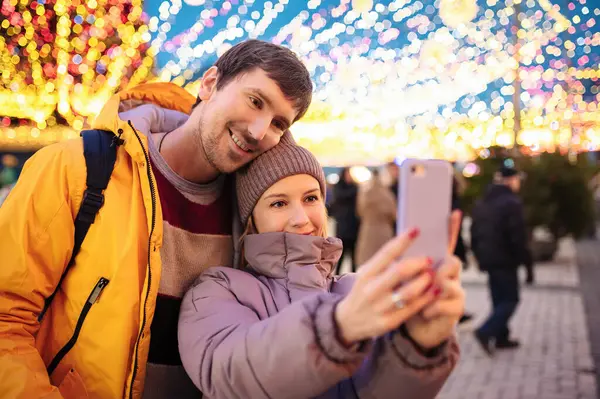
[486,183,515,199]
[244,232,343,301]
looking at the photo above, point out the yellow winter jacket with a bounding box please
[0,83,195,398]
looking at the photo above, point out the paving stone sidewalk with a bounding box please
[438,238,597,399]
[331,219,597,398]
[575,239,600,399]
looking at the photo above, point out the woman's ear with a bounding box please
[197,66,219,101]
[248,214,259,235]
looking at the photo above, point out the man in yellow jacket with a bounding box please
[0,40,312,398]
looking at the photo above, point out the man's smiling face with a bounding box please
[193,67,299,174]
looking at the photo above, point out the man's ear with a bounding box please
[198,66,219,101]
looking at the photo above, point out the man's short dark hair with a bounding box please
[193,40,313,122]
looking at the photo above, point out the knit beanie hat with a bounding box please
[236,130,326,226]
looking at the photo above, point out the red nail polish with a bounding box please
[409,228,420,239]
[425,282,434,292]
[434,287,442,296]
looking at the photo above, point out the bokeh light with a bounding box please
[0,0,152,145]
[1,0,599,164]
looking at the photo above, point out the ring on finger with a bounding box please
[391,290,406,309]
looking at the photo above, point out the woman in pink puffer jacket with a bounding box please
[178,140,465,399]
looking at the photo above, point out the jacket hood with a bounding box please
[244,232,343,301]
[90,83,195,161]
[92,82,195,131]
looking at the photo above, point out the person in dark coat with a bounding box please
[387,161,400,200]
[452,175,474,325]
[452,177,468,265]
[470,165,533,355]
[331,167,360,273]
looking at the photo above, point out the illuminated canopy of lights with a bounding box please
[1,0,599,164]
[140,0,600,163]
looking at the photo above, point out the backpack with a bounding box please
[38,129,120,321]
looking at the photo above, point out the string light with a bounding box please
[1,0,599,163]
[142,0,600,162]
[0,0,152,142]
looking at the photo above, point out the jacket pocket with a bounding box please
[57,368,89,399]
[47,277,109,375]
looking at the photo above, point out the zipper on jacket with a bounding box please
[47,277,109,375]
[128,121,157,399]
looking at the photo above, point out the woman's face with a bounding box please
[252,174,326,236]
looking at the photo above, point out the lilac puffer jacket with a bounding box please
[178,232,459,399]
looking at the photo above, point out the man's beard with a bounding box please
[195,115,221,173]
[199,121,240,174]
[197,112,256,174]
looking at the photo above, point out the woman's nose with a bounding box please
[289,205,310,228]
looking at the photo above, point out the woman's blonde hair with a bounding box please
[237,202,329,268]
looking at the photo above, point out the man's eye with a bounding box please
[273,120,285,131]
[250,96,262,108]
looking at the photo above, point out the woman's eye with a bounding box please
[305,195,319,203]
[270,201,286,208]
[273,120,285,131]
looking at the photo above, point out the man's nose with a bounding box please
[247,117,270,142]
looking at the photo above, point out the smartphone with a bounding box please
[396,158,453,267]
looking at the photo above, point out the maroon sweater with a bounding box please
[143,134,234,398]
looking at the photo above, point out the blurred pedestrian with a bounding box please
[355,169,397,266]
[330,167,360,273]
[387,160,400,200]
[452,174,474,325]
[470,165,533,355]
[0,183,14,207]
[452,176,468,267]
[588,169,600,236]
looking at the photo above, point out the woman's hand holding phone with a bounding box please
[404,210,466,350]
[334,228,439,346]
[334,210,466,349]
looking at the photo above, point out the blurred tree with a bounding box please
[526,153,596,240]
[464,150,597,260]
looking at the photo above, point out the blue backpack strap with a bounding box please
[38,129,118,322]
